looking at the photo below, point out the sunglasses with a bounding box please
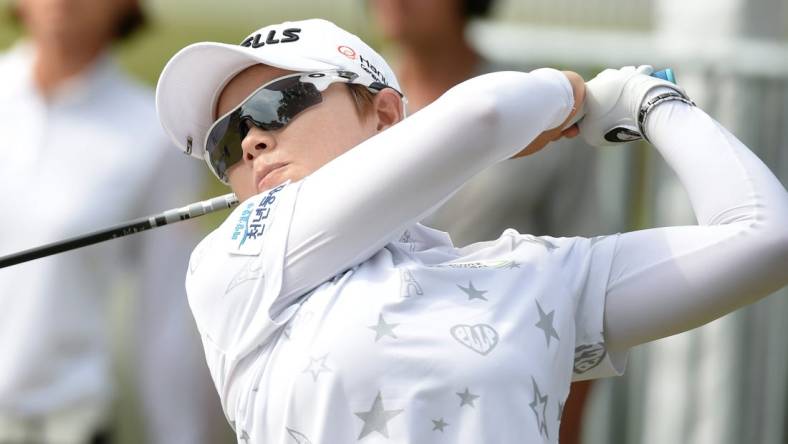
[204,70,394,183]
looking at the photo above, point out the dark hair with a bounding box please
[463,0,496,18]
[8,1,147,42]
[347,84,377,118]
[114,3,147,41]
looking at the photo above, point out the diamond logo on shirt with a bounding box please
[573,342,607,374]
[450,324,499,355]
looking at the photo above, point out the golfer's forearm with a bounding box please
[280,69,575,303]
[603,101,788,351]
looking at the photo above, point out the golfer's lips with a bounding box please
[255,162,289,192]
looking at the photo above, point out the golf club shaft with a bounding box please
[0,193,239,269]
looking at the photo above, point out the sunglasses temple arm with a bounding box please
[0,193,240,269]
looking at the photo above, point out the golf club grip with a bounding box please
[0,193,239,269]
[564,68,676,129]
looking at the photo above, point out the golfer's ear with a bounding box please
[373,89,404,132]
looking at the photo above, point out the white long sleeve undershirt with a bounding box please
[277,69,788,351]
[603,100,788,351]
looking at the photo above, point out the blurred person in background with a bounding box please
[0,0,227,442]
[368,1,623,442]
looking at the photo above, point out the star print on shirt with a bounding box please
[457,281,488,301]
[456,387,480,408]
[354,391,404,440]
[240,430,250,443]
[368,314,399,342]
[534,300,560,347]
[432,418,449,432]
[529,377,549,438]
[303,354,332,382]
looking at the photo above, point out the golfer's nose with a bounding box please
[241,126,276,162]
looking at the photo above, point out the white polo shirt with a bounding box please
[187,181,624,444]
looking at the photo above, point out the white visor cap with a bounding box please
[155,18,402,160]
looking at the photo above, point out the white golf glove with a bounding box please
[579,65,693,148]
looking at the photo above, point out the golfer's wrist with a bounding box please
[559,70,586,130]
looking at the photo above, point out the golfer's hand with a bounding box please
[512,71,585,158]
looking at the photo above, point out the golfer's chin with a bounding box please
[227,170,258,203]
[227,171,296,203]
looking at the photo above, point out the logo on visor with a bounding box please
[337,45,357,60]
[241,28,301,48]
[358,55,387,86]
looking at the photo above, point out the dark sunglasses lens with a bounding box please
[206,113,245,181]
[205,76,324,181]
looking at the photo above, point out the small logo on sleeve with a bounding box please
[230,183,287,255]
[573,343,607,374]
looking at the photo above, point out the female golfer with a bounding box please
[155,19,788,443]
